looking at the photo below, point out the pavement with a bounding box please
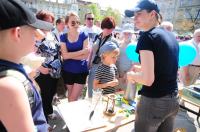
[49,99,200,132]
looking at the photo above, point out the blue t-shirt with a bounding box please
[136,27,179,98]
[60,32,89,73]
[0,60,48,132]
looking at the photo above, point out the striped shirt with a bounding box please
[95,64,118,94]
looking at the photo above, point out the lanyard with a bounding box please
[95,33,111,56]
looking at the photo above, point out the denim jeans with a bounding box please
[135,93,180,132]
[87,64,99,98]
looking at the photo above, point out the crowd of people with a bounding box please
[0,0,200,132]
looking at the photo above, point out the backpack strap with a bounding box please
[95,33,112,56]
[0,69,34,108]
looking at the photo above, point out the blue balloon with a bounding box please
[126,43,139,62]
[179,42,197,67]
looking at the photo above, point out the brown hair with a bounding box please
[146,10,162,25]
[156,13,163,25]
[65,12,79,24]
[36,10,54,22]
[101,16,116,29]
[56,17,65,25]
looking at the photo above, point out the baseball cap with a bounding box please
[0,0,53,31]
[122,23,135,33]
[99,41,119,55]
[125,0,160,17]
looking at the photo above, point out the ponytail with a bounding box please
[156,13,163,25]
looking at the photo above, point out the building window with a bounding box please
[184,9,191,19]
[197,9,200,19]
[188,0,193,5]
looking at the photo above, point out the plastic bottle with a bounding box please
[124,81,136,101]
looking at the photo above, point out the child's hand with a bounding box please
[107,79,119,87]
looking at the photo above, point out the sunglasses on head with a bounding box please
[86,18,94,21]
[71,21,80,26]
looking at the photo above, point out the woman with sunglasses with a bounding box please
[87,16,119,97]
[125,0,179,131]
[60,12,89,102]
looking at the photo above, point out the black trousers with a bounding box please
[35,73,58,122]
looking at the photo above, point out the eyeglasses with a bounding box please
[71,21,80,26]
[86,18,94,21]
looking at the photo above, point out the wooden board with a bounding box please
[57,100,107,132]
[57,99,135,132]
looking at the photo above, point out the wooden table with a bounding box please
[57,98,135,132]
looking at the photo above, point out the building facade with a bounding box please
[173,0,200,33]
[156,0,200,33]
[156,0,177,22]
[22,0,78,20]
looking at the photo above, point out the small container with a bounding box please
[124,82,136,101]
[104,94,116,116]
[115,95,123,106]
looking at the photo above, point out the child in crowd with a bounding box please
[93,41,119,94]
[0,0,53,131]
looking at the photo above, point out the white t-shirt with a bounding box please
[191,39,200,65]
[80,26,102,46]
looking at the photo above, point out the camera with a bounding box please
[92,55,101,64]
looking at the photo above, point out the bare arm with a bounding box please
[127,50,155,86]
[60,42,89,60]
[71,38,90,60]
[181,66,190,85]
[0,77,35,132]
[88,49,94,68]
[93,79,119,89]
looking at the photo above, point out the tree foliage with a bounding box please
[87,4,102,21]
[86,4,122,25]
[102,7,121,25]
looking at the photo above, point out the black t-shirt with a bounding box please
[136,27,179,98]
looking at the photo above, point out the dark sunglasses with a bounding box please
[71,21,80,26]
[86,18,94,21]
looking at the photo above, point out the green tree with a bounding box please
[102,7,122,25]
[86,4,122,25]
[87,4,102,21]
